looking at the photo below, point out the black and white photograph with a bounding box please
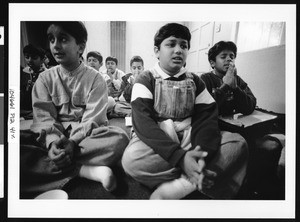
[7,3,296,219]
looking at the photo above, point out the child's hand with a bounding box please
[48,137,68,170]
[197,148,206,190]
[179,145,208,185]
[223,62,237,89]
[62,138,76,161]
[48,136,74,170]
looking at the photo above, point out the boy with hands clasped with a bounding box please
[122,23,248,199]
[201,41,256,116]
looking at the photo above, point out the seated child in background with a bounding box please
[20,44,47,118]
[86,51,116,113]
[119,55,144,103]
[121,23,248,199]
[44,48,59,69]
[108,56,144,118]
[20,21,129,198]
[200,41,256,116]
[102,56,125,100]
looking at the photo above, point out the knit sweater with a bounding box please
[30,62,108,148]
[131,64,221,167]
[201,71,256,116]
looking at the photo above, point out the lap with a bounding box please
[122,133,175,173]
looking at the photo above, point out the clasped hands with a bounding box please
[48,135,77,171]
[223,61,237,89]
[180,145,217,191]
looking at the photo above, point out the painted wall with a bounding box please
[84,21,110,73]
[125,21,163,73]
[213,22,237,44]
[235,45,285,114]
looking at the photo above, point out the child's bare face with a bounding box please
[47,24,84,70]
[87,56,102,71]
[24,53,43,71]
[130,62,144,77]
[211,50,236,75]
[154,36,188,76]
[106,61,117,74]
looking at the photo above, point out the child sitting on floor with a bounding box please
[108,55,144,118]
[102,56,126,100]
[86,51,116,113]
[119,55,144,103]
[20,21,129,198]
[121,23,248,199]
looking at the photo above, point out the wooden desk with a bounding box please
[218,110,278,141]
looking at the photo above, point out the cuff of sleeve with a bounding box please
[46,134,60,149]
[168,148,187,167]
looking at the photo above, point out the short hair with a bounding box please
[130,55,144,67]
[208,41,237,62]
[154,23,191,49]
[47,21,87,44]
[87,51,103,63]
[105,56,118,65]
[23,44,45,58]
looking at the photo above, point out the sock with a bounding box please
[150,176,197,200]
[79,165,117,192]
[34,190,68,199]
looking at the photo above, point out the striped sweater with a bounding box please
[131,67,221,167]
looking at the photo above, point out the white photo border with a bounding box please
[8,3,296,218]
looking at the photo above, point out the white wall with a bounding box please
[125,22,162,73]
[84,21,110,73]
[213,22,237,43]
[235,45,285,114]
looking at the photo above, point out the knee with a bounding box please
[233,133,248,160]
[121,145,140,177]
[221,131,248,161]
[107,96,116,113]
[110,126,130,150]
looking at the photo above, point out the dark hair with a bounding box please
[105,56,118,65]
[87,51,103,63]
[23,44,45,58]
[130,55,144,67]
[47,21,87,44]
[154,23,191,49]
[208,41,237,62]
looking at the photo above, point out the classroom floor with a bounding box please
[19,117,285,200]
